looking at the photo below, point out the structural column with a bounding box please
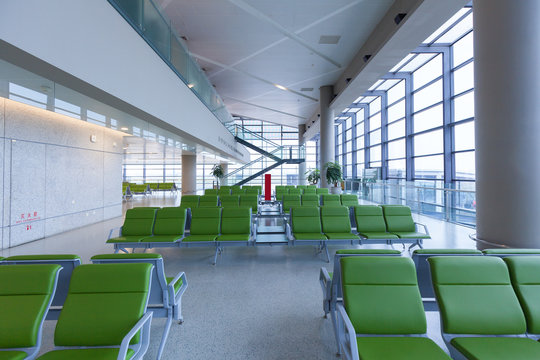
[298,124,307,185]
[181,154,197,195]
[475,0,540,248]
[219,162,228,187]
[319,85,335,188]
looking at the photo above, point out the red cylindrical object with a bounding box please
[264,174,271,201]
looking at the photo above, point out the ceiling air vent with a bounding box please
[318,35,341,45]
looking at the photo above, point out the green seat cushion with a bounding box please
[354,206,388,233]
[6,255,81,261]
[393,232,431,239]
[0,352,27,360]
[0,264,61,348]
[91,253,161,260]
[216,234,250,241]
[414,249,481,255]
[324,232,360,240]
[451,337,540,360]
[221,208,251,236]
[340,195,359,207]
[381,205,416,232]
[37,348,135,360]
[358,232,399,239]
[182,235,217,242]
[291,207,322,234]
[153,207,186,236]
[189,208,221,236]
[322,195,341,206]
[140,235,182,243]
[293,233,327,241]
[321,206,353,234]
[357,337,451,360]
[121,208,157,237]
[483,249,540,254]
[106,236,146,243]
[336,249,401,255]
[166,276,183,293]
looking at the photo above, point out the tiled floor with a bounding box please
[1,192,477,359]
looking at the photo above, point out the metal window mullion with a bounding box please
[404,73,414,181]
[442,46,453,185]
[364,105,370,166]
[351,113,357,178]
[342,123,346,177]
[380,92,388,180]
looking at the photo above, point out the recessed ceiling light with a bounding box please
[187,84,195,88]
[319,35,341,45]
[120,127,129,131]
[274,84,287,91]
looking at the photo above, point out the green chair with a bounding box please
[337,257,451,360]
[296,185,307,190]
[217,188,231,196]
[483,249,540,257]
[282,194,301,215]
[428,256,540,359]
[381,205,430,250]
[91,254,188,360]
[322,194,341,206]
[411,249,482,301]
[301,194,319,207]
[275,187,288,201]
[303,187,316,194]
[340,194,358,207]
[220,195,240,207]
[182,207,222,264]
[231,188,246,195]
[219,186,232,192]
[148,183,159,192]
[199,195,218,207]
[0,264,62,360]
[37,263,154,360]
[204,189,218,195]
[179,195,199,210]
[216,207,253,250]
[289,188,302,196]
[321,206,360,245]
[316,188,329,195]
[107,208,158,253]
[319,250,401,353]
[140,207,186,245]
[353,206,398,245]
[285,185,295,191]
[239,194,258,214]
[244,187,260,196]
[287,207,327,260]
[3,255,81,320]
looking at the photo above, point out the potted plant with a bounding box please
[305,168,320,185]
[210,164,225,188]
[324,162,343,194]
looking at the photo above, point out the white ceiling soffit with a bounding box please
[156,0,395,128]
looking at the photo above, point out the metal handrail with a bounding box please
[346,179,476,193]
[468,233,510,248]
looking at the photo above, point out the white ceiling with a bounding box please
[155,0,395,128]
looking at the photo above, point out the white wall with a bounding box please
[0,0,249,163]
[0,98,123,249]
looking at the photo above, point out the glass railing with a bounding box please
[344,179,476,228]
[231,124,281,150]
[108,0,233,126]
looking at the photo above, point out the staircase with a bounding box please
[223,125,305,186]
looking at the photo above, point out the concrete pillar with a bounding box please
[319,85,335,188]
[475,0,540,248]
[298,124,307,185]
[219,162,228,187]
[181,154,197,195]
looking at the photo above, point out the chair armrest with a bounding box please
[285,222,294,241]
[108,227,122,240]
[336,303,359,360]
[415,222,430,236]
[319,267,332,299]
[117,311,153,360]
[168,271,188,305]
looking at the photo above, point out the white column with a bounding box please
[298,124,307,185]
[319,85,335,188]
[181,154,197,195]
[475,0,540,248]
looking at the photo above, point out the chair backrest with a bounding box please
[428,256,527,335]
[301,194,319,207]
[3,255,81,308]
[179,195,199,209]
[90,254,166,307]
[282,194,301,213]
[148,183,159,190]
[289,188,302,195]
[217,189,231,196]
[353,205,388,233]
[504,256,540,334]
[291,207,322,234]
[296,185,307,190]
[316,188,329,195]
[483,249,540,257]
[231,188,246,195]
[190,207,221,235]
[153,207,186,236]
[322,194,341,206]
[245,187,260,195]
[54,263,153,346]
[321,206,351,233]
[231,185,241,190]
[199,195,219,207]
[275,188,288,200]
[239,194,258,212]
[381,205,415,232]
[303,187,316,194]
[221,207,251,235]
[220,186,232,192]
[285,185,295,190]
[341,257,426,334]
[220,195,240,207]
[122,208,157,236]
[0,264,61,349]
[340,194,358,207]
[204,189,218,195]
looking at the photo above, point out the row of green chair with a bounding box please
[280,194,359,214]
[1,253,188,360]
[0,262,154,360]
[204,186,261,196]
[275,186,327,198]
[180,195,258,213]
